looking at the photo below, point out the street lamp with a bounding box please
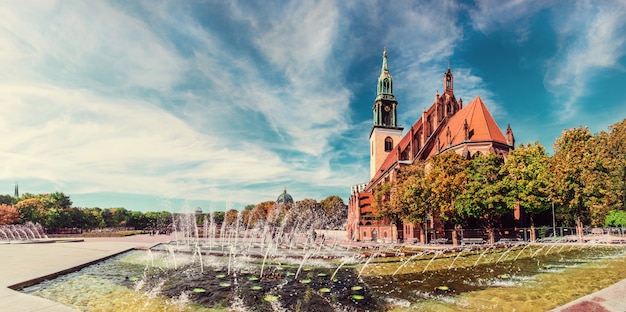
[551,200,556,237]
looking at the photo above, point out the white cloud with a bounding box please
[545,1,626,120]
[0,0,365,207]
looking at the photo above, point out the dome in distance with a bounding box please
[276,187,294,205]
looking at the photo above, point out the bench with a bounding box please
[430,238,449,244]
[461,237,486,245]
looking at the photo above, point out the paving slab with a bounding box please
[0,235,172,312]
[550,278,626,312]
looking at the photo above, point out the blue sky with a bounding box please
[1,1,625,212]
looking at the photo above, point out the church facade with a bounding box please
[347,49,515,243]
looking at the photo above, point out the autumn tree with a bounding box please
[374,162,430,226]
[606,119,626,211]
[0,204,20,225]
[320,195,347,229]
[425,151,468,223]
[15,197,46,225]
[247,201,275,227]
[224,209,239,226]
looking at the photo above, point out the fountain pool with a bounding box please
[17,241,626,312]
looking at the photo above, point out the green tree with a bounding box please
[456,153,509,229]
[605,210,626,227]
[503,143,551,231]
[0,194,16,205]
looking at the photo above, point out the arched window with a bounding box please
[383,231,388,238]
[363,231,367,237]
[382,78,390,93]
[384,137,393,152]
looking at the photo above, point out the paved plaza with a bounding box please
[1,235,625,311]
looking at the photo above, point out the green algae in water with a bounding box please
[351,286,363,291]
[128,277,139,281]
[300,279,311,284]
[317,273,327,277]
[215,274,226,279]
[286,272,295,276]
[192,288,206,293]
[319,288,331,293]
[251,286,262,291]
[219,282,231,287]
[264,295,279,302]
[248,277,259,281]
[351,294,365,300]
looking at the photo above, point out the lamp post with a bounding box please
[552,200,556,237]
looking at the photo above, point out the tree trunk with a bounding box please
[452,224,461,246]
[576,216,584,243]
[529,215,536,242]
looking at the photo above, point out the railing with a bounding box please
[415,227,626,244]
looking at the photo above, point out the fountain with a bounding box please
[13,208,626,311]
[0,222,46,242]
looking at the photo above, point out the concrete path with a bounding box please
[0,235,172,312]
[550,278,626,312]
[1,235,625,312]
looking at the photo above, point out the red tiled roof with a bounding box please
[425,96,507,158]
[367,96,508,189]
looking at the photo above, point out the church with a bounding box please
[346,49,515,243]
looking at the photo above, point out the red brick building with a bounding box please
[347,50,515,243]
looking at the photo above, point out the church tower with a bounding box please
[370,49,403,179]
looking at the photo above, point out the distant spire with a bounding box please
[381,47,388,74]
[14,182,19,198]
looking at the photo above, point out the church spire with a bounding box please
[14,182,19,198]
[376,48,394,98]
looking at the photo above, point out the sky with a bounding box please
[0,0,625,213]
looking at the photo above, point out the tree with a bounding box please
[0,194,16,205]
[0,204,20,225]
[224,209,239,226]
[426,152,468,223]
[605,210,626,227]
[15,197,46,225]
[456,153,509,229]
[550,127,593,228]
[503,143,551,231]
[320,195,347,229]
[606,119,626,211]
[374,162,430,225]
[247,201,275,227]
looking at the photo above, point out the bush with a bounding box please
[605,210,626,227]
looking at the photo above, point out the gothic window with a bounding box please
[382,78,391,93]
[384,137,393,152]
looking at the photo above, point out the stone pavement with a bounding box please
[0,235,172,312]
[550,278,626,312]
[1,235,625,312]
